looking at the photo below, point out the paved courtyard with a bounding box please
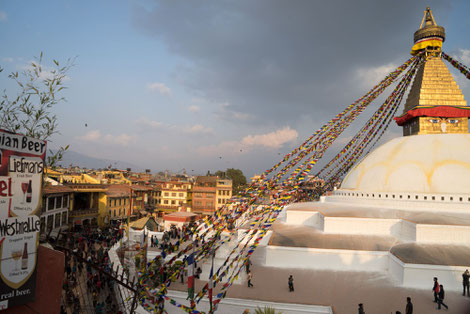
[167,265,470,313]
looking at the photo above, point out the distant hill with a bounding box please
[52,149,141,171]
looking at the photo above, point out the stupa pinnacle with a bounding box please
[394,7,470,136]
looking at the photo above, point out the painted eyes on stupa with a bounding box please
[427,118,459,124]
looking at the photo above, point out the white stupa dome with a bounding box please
[341,133,470,194]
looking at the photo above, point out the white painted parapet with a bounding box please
[263,244,469,292]
[416,224,470,244]
[265,246,389,272]
[285,210,324,229]
[401,263,468,291]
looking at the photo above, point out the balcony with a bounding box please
[70,208,99,217]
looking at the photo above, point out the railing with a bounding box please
[69,208,99,217]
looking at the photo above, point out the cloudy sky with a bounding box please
[1,0,469,177]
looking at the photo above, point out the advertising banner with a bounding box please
[0,129,46,310]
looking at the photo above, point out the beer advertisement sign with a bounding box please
[0,129,46,310]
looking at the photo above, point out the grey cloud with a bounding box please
[131,1,451,126]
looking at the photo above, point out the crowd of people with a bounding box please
[60,226,124,314]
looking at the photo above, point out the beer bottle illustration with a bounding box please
[21,243,28,270]
[26,180,32,203]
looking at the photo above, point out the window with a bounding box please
[55,213,61,228]
[47,215,53,230]
[164,200,168,204]
[48,197,55,210]
[172,193,176,197]
[218,199,221,204]
[63,195,69,208]
[119,208,122,216]
[164,192,169,197]
[62,212,67,224]
[114,209,117,217]
[179,193,183,197]
[119,199,122,206]
[56,196,63,208]
[171,200,175,205]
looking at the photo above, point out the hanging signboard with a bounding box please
[0,129,46,310]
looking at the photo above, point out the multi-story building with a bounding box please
[67,183,107,227]
[106,184,131,224]
[130,184,155,216]
[192,185,216,215]
[191,176,232,215]
[40,185,73,233]
[216,179,232,210]
[92,170,132,185]
[157,180,191,213]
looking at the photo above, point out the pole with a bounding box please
[209,249,214,313]
[127,184,132,248]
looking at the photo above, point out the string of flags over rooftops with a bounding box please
[135,8,470,314]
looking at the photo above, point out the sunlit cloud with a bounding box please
[0,11,7,23]
[455,48,470,64]
[241,126,298,149]
[136,117,163,131]
[197,126,298,157]
[183,124,213,135]
[354,63,397,89]
[146,82,171,95]
[215,102,254,122]
[187,105,200,113]
[76,130,133,146]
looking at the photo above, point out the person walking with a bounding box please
[288,275,294,292]
[432,277,440,303]
[245,258,252,274]
[247,271,253,288]
[405,296,413,314]
[358,303,365,314]
[463,269,470,296]
[437,284,448,310]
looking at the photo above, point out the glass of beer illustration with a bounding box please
[21,182,29,204]
[11,249,22,271]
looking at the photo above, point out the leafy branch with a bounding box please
[0,52,74,167]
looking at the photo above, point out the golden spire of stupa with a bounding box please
[395,7,469,136]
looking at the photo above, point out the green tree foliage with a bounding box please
[0,53,73,167]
